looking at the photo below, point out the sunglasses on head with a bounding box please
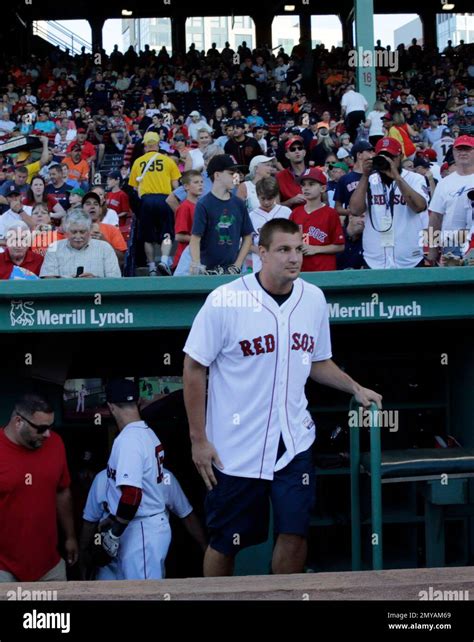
[17,412,53,434]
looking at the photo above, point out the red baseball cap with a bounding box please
[77,128,86,134]
[453,135,474,149]
[375,137,403,156]
[440,162,449,173]
[422,148,437,161]
[298,167,327,186]
[285,136,305,151]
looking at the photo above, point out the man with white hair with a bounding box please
[0,222,43,279]
[188,111,213,142]
[40,210,122,278]
[0,111,17,135]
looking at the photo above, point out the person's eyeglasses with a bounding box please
[17,413,53,434]
[290,146,304,151]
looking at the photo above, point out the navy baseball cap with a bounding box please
[351,140,374,156]
[105,379,139,403]
[207,154,239,178]
[230,118,246,128]
[429,114,440,121]
[413,157,430,169]
[108,170,121,180]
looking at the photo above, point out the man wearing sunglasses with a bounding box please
[276,136,308,209]
[0,392,78,582]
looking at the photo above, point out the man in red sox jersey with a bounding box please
[183,218,382,577]
[290,167,345,271]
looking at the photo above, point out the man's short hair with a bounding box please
[181,169,202,185]
[64,209,92,232]
[13,392,53,418]
[15,166,28,175]
[49,163,63,173]
[197,128,212,137]
[256,176,279,200]
[259,218,301,249]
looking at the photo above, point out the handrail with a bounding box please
[32,20,92,56]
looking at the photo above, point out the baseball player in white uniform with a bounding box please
[81,467,200,580]
[98,379,170,580]
[349,137,429,269]
[183,218,382,577]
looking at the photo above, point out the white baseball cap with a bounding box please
[249,155,273,177]
[337,147,350,159]
[189,110,200,117]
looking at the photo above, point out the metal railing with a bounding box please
[32,20,92,56]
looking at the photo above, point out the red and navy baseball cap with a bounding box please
[105,379,139,403]
[375,137,403,156]
[298,167,327,186]
[285,136,305,151]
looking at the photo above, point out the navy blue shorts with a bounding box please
[139,193,174,244]
[205,447,315,557]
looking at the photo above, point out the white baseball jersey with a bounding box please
[249,204,291,273]
[362,169,429,269]
[105,421,166,518]
[184,274,332,480]
[429,171,474,243]
[431,136,454,165]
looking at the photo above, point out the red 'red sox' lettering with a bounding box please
[239,334,276,357]
[291,333,315,353]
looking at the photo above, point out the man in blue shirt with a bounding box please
[189,155,253,274]
[333,140,374,218]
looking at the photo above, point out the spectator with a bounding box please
[432,128,455,165]
[44,164,72,211]
[224,118,262,169]
[174,73,190,93]
[334,140,375,218]
[188,111,213,142]
[276,136,308,208]
[290,167,345,271]
[66,128,98,167]
[364,100,386,147]
[388,112,417,160]
[249,176,291,273]
[185,129,216,171]
[237,156,276,211]
[88,187,119,227]
[246,106,265,129]
[326,161,349,208]
[22,175,66,219]
[0,166,30,207]
[189,154,253,275]
[241,58,258,100]
[340,84,368,143]
[30,203,65,257]
[0,391,78,582]
[40,209,121,278]
[128,131,181,276]
[106,171,131,224]
[82,194,127,266]
[428,135,474,265]
[62,146,90,190]
[337,212,366,270]
[33,111,56,136]
[423,114,443,146]
[0,188,35,243]
[0,222,43,279]
[0,111,17,135]
[172,170,204,275]
[310,126,336,166]
[349,137,428,269]
[413,157,437,200]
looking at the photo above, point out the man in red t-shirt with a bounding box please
[0,222,44,279]
[66,129,97,165]
[290,167,345,271]
[172,170,204,271]
[0,392,78,582]
[276,136,308,209]
[106,171,131,223]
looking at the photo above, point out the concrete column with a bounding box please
[89,17,105,54]
[171,15,186,55]
[339,10,354,49]
[419,10,437,50]
[251,14,273,50]
[354,0,376,110]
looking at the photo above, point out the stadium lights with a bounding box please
[284,5,296,11]
[121,9,133,16]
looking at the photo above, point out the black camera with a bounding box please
[372,154,391,173]
[467,189,474,202]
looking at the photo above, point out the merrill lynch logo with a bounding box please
[328,300,422,320]
[10,301,134,328]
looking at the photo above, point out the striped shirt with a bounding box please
[39,238,122,278]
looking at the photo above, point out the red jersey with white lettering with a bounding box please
[290,204,344,271]
[106,190,131,216]
[0,429,71,581]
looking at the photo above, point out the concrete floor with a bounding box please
[1,566,473,600]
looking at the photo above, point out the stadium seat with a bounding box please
[350,399,474,571]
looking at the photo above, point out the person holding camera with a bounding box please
[349,137,428,269]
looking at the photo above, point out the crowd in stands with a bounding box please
[0,34,473,279]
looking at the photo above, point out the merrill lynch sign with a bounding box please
[10,301,134,328]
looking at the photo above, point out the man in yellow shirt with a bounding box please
[128,131,181,275]
[16,136,52,183]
